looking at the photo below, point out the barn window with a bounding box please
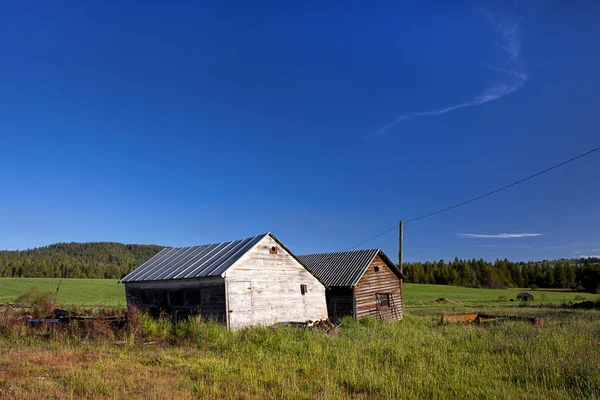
[141,290,154,304]
[374,266,380,272]
[154,290,168,307]
[269,246,278,254]
[300,284,308,295]
[169,291,184,306]
[185,290,202,307]
[129,289,143,303]
[377,293,390,307]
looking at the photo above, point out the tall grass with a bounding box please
[0,306,598,399]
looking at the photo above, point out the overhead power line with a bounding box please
[342,145,600,251]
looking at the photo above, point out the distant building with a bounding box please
[298,249,404,322]
[120,233,328,330]
[517,292,534,302]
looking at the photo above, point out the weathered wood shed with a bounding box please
[120,233,328,330]
[517,292,534,302]
[298,249,404,322]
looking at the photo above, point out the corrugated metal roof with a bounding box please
[120,233,268,283]
[298,249,380,287]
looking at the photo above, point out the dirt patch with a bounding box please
[433,298,455,304]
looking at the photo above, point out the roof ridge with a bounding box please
[165,233,269,249]
[298,248,379,257]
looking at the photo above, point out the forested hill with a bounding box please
[404,257,600,293]
[0,242,164,279]
[2,242,599,293]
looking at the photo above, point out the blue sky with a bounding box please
[0,1,599,262]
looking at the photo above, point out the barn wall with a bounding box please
[354,254,403,322]
[124,278,226,321]
[224,235,328,330]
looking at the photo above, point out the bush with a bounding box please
[498,295,509,302]
[141,314,172,341]
[15,287,55,318]
[125,306,143,338]
[0,306,27,338]
[540,293,549,301]
[574,295,586,301]
[80,319,114,341]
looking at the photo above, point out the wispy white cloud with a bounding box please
[479,10,523,62]
[375,9,529,136]
[463,242,532,248]
[457,233,542,239]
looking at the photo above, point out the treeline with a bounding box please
[404,257,600,293]
[0,242,164,279]
[3,241,600,293]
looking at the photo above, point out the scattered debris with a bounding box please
[570,300,600,310]
[276,319,341,334]
[27,308,126,329]
[441,313,543,325]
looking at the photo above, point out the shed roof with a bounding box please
[298,249,403,287]
[517,291,534,298]
[120,233,268,283]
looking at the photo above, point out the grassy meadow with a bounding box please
[0,278,599,399]
[0,278,592,307]
[0,278,125,306]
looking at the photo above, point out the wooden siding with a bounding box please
[225,235,328,330]
[354,254,403,322]
[124,278,226,321]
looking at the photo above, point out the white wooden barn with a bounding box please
[120,233,328,330]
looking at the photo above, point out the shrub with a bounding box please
[80,319,111,340]
[141,314,172,341]
[498,295,509,302]
[125,306,143,338]
[540,293,549,301]
[0,306,27,338]
[574,295,586,301]
[15,287,55,318]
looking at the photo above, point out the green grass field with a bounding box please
[0,278,593,307]
[0,278,125,306]
[1,278,599,398]
[403,283,593,306]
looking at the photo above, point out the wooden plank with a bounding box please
[225,235,328,330]
[354,254,403,322]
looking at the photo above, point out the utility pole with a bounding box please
[398,220,404,274]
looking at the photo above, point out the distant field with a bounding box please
[0,278,124,306]
[0,278,595,308]
[402,283,594,306]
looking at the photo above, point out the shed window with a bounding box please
[269,246,278,254]
[185,290,202,307]
[300,284,308,295]
[142,290,154,304]
[377,293,390,307]
[154,290,168,308]
[374,266,380,272]
[169,291,184,306]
